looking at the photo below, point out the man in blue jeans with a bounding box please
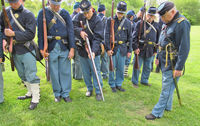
[97,4,109,79]
[71,2,83,80]
[124,10,135,77]
[131,7,161,88]
[105,1,135,92]
[37,0,75,103]
[145,1,190,120]
[73,0,103,101]
[1,0,40,109]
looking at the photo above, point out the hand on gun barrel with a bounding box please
[40,50,49,61]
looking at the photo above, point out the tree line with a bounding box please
[0,0,200,25]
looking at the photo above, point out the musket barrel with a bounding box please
[42,0,50,81]
[1,0,15,71]
[85,37,105,101]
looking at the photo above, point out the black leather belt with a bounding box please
[47,36,66,40]
[139,40,155,45]
[112,41,126,44]
[47,36,68,44]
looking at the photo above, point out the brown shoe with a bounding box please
[132,83,138,88]
[141,83,152,86]
[145,114,156,120]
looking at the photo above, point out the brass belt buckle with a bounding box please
[118,41,123,44]
[148,42,153,45]
[55,36,61,40]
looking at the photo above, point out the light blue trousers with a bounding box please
[0,64,3,103]
[72,50,83,79]
[125,53,132,66]
[101,52,109,78]
[109,49,126,87]
[131,56,152,84]
[49,43,71,98]
[80,55,103,94]
[13,51,40,84]
[151,70,180,117]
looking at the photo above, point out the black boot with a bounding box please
[29,102,38,110]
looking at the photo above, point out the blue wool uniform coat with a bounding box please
[132,20,161,57]
[73,10,103,58]
[71,11,78,20]
[105,15,133,56]
[126,18,135,32]
[97,13,107,44]
[37,7,75,52]
[0,5,36,54]
[157,12,190,72]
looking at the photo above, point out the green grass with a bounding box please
[0,26,200,126]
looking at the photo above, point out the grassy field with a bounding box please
[0,26,200,126]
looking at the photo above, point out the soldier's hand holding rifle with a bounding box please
[80,31,88,40]
[134,48,140,55]
[4,28,15,37]
[3,28,15,53]
[80,31,95,59]
[107,50,113,57]
[40,50,49,61]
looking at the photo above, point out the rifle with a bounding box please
[80,21,105,101]
[42,0,50,81]
[109,0,115,71]
[1,0,15,71]
[134,0,146,70]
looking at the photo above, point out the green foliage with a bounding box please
[1,0,200,25]
[172,0,200,25]
[24,0,42,17]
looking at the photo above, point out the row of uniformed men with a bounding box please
[0,0,142,108]
[0,0,190,121]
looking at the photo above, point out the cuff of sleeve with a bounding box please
[175,66,183,71]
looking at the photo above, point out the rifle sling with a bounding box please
[10,7,26,31]
[47,7,62,31]
[47,6,66,29]
[86,19,94,35]
[10,9,44,64]
[101,16,107,26]
[24,43,46,67]
[114,18,125,36]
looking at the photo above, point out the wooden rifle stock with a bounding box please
[1,0,14,71]
[42,0,50,81]
[134,54,139,69]
[109,0,115,72]
[134,0,146,70]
